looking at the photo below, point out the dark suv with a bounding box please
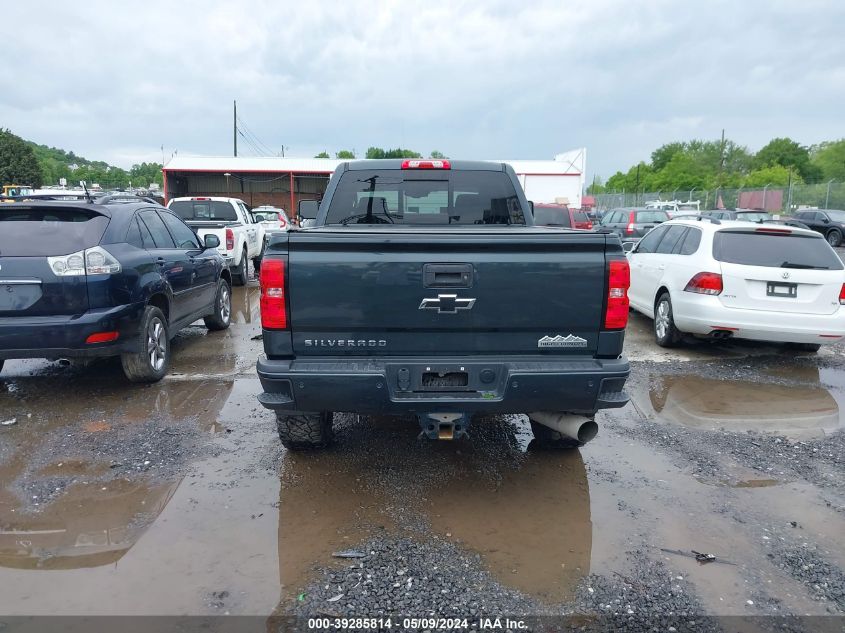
[790,209,845,247]
[0,197,232,382]
[600,207,669,241]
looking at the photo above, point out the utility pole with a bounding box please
[233,100,238,157]
[715,128,725,192]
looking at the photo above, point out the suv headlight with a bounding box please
[48,246,121,276]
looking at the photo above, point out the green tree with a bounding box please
[314,151,330,158]
[430,150,446,159]
[743,164,798,188]
[811,139,845,181]
[129,162,163,187]
[335,150,355,159]
[365,147,421,159]
[650,142,686,171]
[754,137,820,182]
[0,129,43,187]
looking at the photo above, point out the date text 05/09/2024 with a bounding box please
[306,617,528,630]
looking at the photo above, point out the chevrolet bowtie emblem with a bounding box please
[419,294,476,314]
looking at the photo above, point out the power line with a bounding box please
[236,115,276,156]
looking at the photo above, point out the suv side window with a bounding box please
[678,226,702,255]
[139,209,176,248]
[635,225,669,254]
[656,225,688,254]
[159,211,200,249]
[126,217,144,248]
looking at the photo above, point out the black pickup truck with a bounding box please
[256,159,630,450]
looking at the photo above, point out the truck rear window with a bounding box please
[0,206,109,256]
[325,170,526,225]
[169,200,238,222]
[713,231,843,270]
[533,206,571,227]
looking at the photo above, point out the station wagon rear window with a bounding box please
[713,231,843,270]
[0,206,109,256]
[325,170,525,225]
[169,200,238,222]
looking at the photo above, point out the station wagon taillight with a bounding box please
[260,258,288,329]
[685,272,723,295]
[626,212,635,234]
[604,258,630,329]
[225,228,234,250]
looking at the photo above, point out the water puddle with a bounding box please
[277,414,593,606]
[632,368,844,438]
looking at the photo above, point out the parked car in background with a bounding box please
[0,198,233,382]
[702,209,773,222]
[600,208,669,242]
[167,197,265,285]
[789,209,845,247]
[532,203,593,229]
[625,218,845,352]
[251,205,290,233]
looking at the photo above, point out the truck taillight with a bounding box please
[260,258,288,329]
[839,283,845,305]
[225,228,234,250]
[685,272,723,295]
[401,159,451,169]
[604,258,630,330]
[626,212,635,234]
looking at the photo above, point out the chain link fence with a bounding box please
[592,182,845,215]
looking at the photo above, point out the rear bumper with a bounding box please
[0,303,145,360]
[672,294,845,344]
[257,355,630,415]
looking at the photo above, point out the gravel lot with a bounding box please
[0,282,843,631]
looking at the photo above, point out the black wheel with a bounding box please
[276,412,334,450]
[787,342,822,353]
[252,243,265,275]
[121,305,170,383]
[203,278,232,331]
[654,292,682,348]
[529,420,581,449]
[826,229,842,248]
[232,248,248,286]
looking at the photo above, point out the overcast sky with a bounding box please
[2,0,844,180]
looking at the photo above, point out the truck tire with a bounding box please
[276,412,334,450]
[203,278,232,331]
[121,305,170,383]
[252,243,264,275]
[232,247,248,286]
[654,292,682,348]
[529,419,580,449]
[826,229,842,247]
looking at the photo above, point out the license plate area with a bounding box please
[766,282,797,298]
[0,282,43,311]
[422,371,469,389]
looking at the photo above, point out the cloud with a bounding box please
[1,0,843,179]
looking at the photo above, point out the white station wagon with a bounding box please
[625,218,845,351]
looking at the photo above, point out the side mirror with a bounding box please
[527,200,534,215]
[298,200,319,220]
[204,234,220,249]
[622,241,636,254]
[822,217,830,223]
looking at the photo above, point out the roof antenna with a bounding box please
[80,180,92,202]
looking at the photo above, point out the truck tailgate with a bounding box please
[288,227,609,356]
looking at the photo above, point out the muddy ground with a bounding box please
[1,267,844,631]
